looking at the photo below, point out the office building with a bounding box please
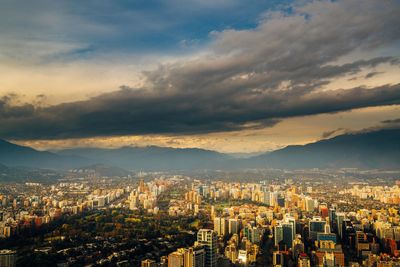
[197,229,217,267]
[309,217,326,241]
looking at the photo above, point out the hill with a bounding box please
[56,146,231,170]
[251,128,400,169]
[0,139,92,169]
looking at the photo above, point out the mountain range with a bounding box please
[0,128,399,172]
[248,128,400,169]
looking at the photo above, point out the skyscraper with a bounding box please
[228,218,240,235]
[197,229,217,267]
[191,246,206,267]
[329,208,336,226]
[275,222,294,250]
[274,225,283,248]
[243,225,264,245]
[282,223,294,249]
[309,217,326,241]
[335,212,346,239]
[213,217,228,237]
[305,197,315,212]
[284,215,296,238]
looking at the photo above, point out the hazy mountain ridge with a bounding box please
[251,128,400,169]
[56,146,231,170]
[0,139,93,169]
[0,129,399,172]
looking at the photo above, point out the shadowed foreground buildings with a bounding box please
[167,246,206,267]
[165,229,216,267]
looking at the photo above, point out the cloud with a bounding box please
[322,128,345,139]
[365,71,383,79]
[0,0,291,63]
[2,82,400,140]
[382,118,400,125]
[1,0,400,140]
[0,94,35,119]
[345,116,400,135]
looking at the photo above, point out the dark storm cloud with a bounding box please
[1,83,400,140]
[0,94,35,119]
[1,0,400,140]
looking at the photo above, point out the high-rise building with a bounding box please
[243,225,264,245]
[237,250,247,265]
[329,208,336,228]
[168,245,206,267]
[309,217,326,241]
[197,229,217,267]
[284,215,296,238]
[277,195,285,207]
[262,191,271,205]
[335,213,346,239]
[3,227,11,238]
[214,217,228,237]
[274,225,283,248]
[270,192,279,207]
[210,205,215,219]
[141,259,157,267]
[224,244,238,263]
[169,250,184,267]
[0,250,16,267]
[183,246,206,267]
[305,197,315,212]
[129,197,138,210]
[273,251,284,266]
[320,206,329,218]
[282,223,294,249]
[138,179,145,193]
[275,222,294,250]
[228,218,240,235]
[191,246,206,267]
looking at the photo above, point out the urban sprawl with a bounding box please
[1,170,400,266]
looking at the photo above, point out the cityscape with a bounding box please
[1,0,400,266]
[2,170,400,266]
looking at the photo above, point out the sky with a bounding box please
[1,0,400,153]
